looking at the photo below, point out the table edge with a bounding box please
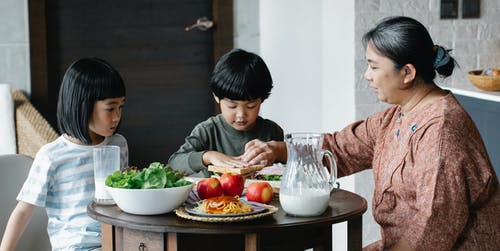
[87,188,368,234]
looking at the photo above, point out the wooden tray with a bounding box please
[175,204,278,222]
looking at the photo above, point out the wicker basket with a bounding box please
[467,69,500,91]
[12,89,59,158]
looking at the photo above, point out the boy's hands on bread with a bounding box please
[241,139,287,166]
[202,151,250,168]
[202,139,287,170]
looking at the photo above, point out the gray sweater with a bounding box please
[168,114,284,177]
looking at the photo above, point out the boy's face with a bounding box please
[215,96,262,131]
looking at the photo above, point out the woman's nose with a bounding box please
[364,67,371,81]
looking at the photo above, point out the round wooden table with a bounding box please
[87,188,367,251]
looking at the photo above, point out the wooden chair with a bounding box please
[0,154,51,251]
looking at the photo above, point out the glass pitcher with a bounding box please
[279,133,337,216]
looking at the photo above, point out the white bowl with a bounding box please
[106,184,194,215]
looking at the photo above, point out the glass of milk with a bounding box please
[279,133,337,217]
[93,145,120,205]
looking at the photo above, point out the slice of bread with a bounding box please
[207,164,265,175]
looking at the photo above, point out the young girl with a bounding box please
[0,58,128,251]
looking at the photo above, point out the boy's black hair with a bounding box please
[209,49,273,101]
[57,57,125,144]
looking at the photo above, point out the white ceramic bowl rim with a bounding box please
[106,183,194,215]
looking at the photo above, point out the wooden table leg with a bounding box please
[347,216,363,251]
[166,233,178,251]
[313,225,332,251]
[245,233,260,251]
[101,223,114,251]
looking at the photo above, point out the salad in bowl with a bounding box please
[105,162,193,215]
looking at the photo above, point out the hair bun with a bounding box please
[433,45,451,69]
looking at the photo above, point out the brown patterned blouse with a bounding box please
[324,92,500,250]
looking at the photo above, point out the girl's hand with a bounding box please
[202,151,250,168]
[240,140,287,166]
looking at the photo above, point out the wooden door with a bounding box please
[29,0,233,167]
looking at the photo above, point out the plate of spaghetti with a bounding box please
[185,195,267,217]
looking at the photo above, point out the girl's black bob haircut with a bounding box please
[209,48,273,101]
[57,57,125,144]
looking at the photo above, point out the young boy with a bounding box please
[168,49,284,177]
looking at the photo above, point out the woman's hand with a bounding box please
[202,151,250,168]
[240,139,287,166]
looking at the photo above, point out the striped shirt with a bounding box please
[17,134,128,251]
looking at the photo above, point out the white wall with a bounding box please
[0,0,31,93]
[257,0,355,141]
[322,1,356,250]
[322,0,355,134]
[248,1,356,250]
[233,0,260,54]
[259,0,323,134]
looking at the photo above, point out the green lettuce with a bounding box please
[105,162,192,189]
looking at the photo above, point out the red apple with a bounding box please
[246,182,273,204]
[196,178,223,199]
[219,173,244,196]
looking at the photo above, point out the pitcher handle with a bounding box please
[320,149,338,191]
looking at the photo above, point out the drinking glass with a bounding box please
[93,145,120,205]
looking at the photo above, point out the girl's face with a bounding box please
[88,97,125,144]
[215,96,262,131]
[364,42,407,105]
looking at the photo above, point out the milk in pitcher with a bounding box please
[280,188,330,216]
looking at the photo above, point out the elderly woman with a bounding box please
[241,16,500,250]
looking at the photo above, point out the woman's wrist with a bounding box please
[271,141,287,163]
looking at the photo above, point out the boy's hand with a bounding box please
[202,151,250,168]
[241,140,287,166]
